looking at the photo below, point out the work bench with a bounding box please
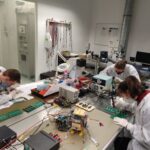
[0,83,123,150]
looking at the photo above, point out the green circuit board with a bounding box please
[23,101,44,113]
[104,106,128,119]
[0,109,23,122]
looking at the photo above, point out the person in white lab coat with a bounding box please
[113,76,150,150]
[0,69,21,105]
[100,60,141,82]
[0,67,7,91]
[0,66,6,89]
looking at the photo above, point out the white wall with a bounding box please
[126,0,150,60]
[89,0,125,55]
[0,4,4,65]
[36,0,92,79]
[0,0,19,69]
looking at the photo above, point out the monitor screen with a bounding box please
[135,51,150,64]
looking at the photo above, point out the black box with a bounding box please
[40,71,56,80]
[0,126,17,149]
[24,131,60,150]
[77,59,86,67]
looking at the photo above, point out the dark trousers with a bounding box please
[114,137,131,150]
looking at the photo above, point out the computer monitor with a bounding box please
[135,51,150,65]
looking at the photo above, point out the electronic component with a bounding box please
[59,85,79,103]
[76,59,86,67]
[40,70,56,80]
[54,96,71,108]
[0,109,23,122]
[89,83,100,93]
[76,102,95,112]
[104,106,128,119]
[70,108,87,136]
[55,115,71,131]
[100,51,108,63]
[0,126,17,149]
[49,133,62,143]
[24,130,60,150]
[23,101,44,113]
[92,74,112,91]
[31,83,60,98]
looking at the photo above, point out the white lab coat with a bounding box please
[127,93,150,150]
[0,66,6,91]
[100,64,141,82]
[0,94,12,105]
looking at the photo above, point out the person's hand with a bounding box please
[113,117,128,127]
[113,97,128,110]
